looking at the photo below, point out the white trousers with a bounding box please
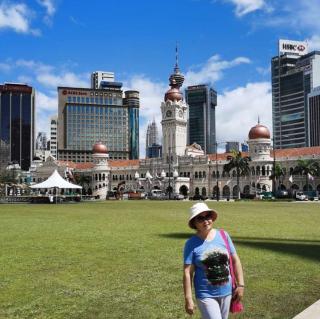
[196,295,232,319]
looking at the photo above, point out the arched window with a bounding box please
[243,185,250,194]
[201,187,207,196]
[262,166,266,176]
[195,172,198,179]
[195,187,200,195]
[223,185,230,198]
[199,172,202,179]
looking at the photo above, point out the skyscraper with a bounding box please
[91,71,115,89]
[36,132,47,150]
[185,84,217,154]
[308,86,320,146]
[146,120,158,149]
[0,83,35,171]
[225,141,239,153]
[50,115,58,159]
[271,39,320,149]
[124,90,140,159]
[57,76,139,162]
[146,120,161,158]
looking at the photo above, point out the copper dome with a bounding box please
[248,124,270,139]
[164,87,183,102]
[92,142,108,154]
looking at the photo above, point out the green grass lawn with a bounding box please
[0,201,319,319]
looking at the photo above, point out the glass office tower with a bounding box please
[308,87,320,146]
[124,90,139,159]
[271,51,320,149]
[0,83,35,171]
[58,83,139,162]
[185,84,217,154]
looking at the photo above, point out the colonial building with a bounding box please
[27,57,320,199]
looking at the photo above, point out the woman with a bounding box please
[183,202,244,319]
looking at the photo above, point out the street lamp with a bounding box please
[168,147,173,199]
[272,135,288,197]
[215,146,220,201]
[272,137,276,197]
[215,142,227,201]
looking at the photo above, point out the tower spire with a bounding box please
[168,43,184,89]
[175,42,179,72]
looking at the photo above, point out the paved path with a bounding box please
[293,299,320,319]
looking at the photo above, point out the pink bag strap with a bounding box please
[220,229,236,289]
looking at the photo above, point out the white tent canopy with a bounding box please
[30,169,82,189]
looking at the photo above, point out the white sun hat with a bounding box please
[188,202,218,228]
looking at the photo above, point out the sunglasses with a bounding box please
[195,212,213,223]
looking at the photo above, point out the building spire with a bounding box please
[258,115,260,124]
[168,43,184,89]
[175,42,179,72]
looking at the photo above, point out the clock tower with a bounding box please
[161,47,188,158]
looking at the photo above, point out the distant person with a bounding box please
[183,202,244,319]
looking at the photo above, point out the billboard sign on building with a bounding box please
[279,39,308,56]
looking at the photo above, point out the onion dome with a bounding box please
[248,123,270,139]
[92,142,108,154]
[164,86,183,102]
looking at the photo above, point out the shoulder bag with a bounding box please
[220,229,244,314]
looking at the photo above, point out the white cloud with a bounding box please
[256,66,270,76]
[16,59,53,73]
[14,59,89,88]
[184,55,251,86]
[0,62,11,72]
[307,35,320,51]
[37,0,56,25]
[36,72,90,89]
[36,91,57,111]
[225,0,267,17]
[35,91,58,135]
[217,81,272,142]
[37,0,56,16]
[0,2,40,35]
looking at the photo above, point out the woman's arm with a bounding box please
[231,253,244,301]
[183,264,195,315]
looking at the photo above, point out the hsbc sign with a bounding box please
[279,39,308,56]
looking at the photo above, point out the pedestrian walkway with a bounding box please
[293,299,320,319]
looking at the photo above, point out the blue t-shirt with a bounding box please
[183,229,236,299]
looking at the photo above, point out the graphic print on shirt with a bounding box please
[201,247,230,285]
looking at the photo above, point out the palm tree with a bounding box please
[223,151,251,199]
[269,163,285,192]
[74,174,91,194]
[292,159,318,191]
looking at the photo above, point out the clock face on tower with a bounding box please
[178,110,183,118]
[166,110,172,118]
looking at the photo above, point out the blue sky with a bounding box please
[1,0,320,156]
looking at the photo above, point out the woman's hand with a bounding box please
[232,286,244,302]
[185,298,195,315]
